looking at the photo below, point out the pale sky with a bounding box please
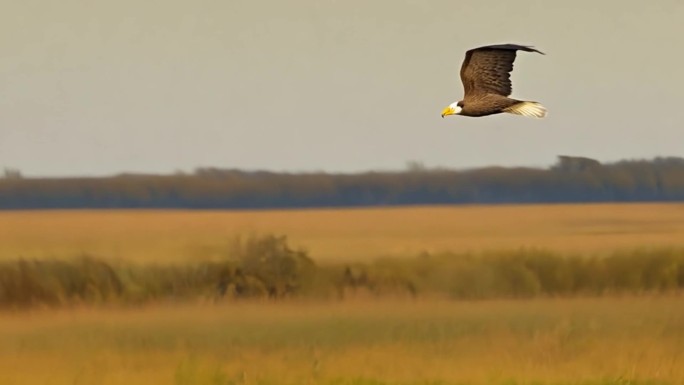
[1,0,683,177]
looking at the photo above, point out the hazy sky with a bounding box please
[1,0,683,177]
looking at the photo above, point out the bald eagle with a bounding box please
[441,44,546,119]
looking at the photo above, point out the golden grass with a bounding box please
[1,203,684,263]
[1,297,683,385]
[3,204,684,384]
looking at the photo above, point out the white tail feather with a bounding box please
[504,101,547,118]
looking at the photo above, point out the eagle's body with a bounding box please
[459,94,519,117]
[442,44,546,119]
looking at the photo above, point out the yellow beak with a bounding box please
[441,106,455,118]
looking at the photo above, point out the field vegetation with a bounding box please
[1,298,682,385]
[1,203,684,263]
[2,236,684,308]
[2,204,684,308]
[2,204,684,384]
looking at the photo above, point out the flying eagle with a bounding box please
[441,44,547,119]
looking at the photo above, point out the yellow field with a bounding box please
[3,204,684,385]
[1,203,684,263]
[1,297,683,385]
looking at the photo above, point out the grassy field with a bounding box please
[2,203,684,384]
[1,203,684,263]
[1,297,682,385]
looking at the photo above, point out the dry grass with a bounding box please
[1,203,684,263]
[1,297,683,385]
[2,204,684,384]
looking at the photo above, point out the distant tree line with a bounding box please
[1,156,684,209]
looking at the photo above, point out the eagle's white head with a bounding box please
[441,101,463,118]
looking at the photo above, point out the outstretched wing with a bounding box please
[460,44,544,97]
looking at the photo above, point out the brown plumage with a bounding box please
[442,44,547,119]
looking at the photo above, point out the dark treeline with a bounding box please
[2,156,684,209]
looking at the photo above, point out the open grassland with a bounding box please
[1,297,683,385]
[2,203,684,263]
[3,204,684,384]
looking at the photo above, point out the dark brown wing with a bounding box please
[459,44,544,97]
